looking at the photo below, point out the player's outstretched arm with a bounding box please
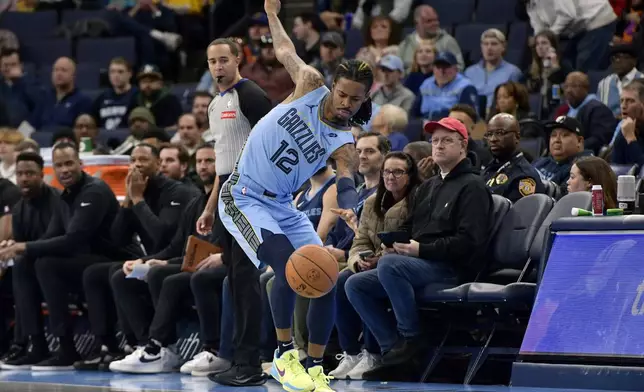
[265,0,324,100]
[332,143,359,210]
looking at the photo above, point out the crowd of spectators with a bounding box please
[0,0,639,387]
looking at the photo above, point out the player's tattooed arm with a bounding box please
[265,0,324,100]
[332,143,359,210]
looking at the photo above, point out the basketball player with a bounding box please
[211,0,373,389]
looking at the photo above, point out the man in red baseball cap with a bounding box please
[424,117,469,175]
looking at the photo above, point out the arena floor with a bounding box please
[0,371,622,392]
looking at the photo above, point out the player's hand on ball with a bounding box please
[264,0,280,14]
[393,240,420,257]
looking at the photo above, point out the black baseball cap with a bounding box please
[544,115,584,136]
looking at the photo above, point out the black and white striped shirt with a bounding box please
[207,79,272,176]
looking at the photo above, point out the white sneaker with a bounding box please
[109,345,179,374]
[346,350,381,380]
[328,352,360,380]
[179,350,231,376]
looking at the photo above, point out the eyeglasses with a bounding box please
[484,129,516,139]
[382,169,408,178]
[431,137,457,146]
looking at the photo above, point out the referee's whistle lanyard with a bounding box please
[485,152,523,187]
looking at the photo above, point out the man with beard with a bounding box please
[482,113,545,202]
[113,107,157,155]
[108,143,228,375]
[135,65,183,129]
[241,34,295,105]
[159,143,194,187]
[0,153,56,368]
[0,143,142,370]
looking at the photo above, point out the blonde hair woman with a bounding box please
[404,40,436,95]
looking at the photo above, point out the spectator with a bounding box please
[113,106,156,155]
[482,113,545,202]
[614,0,644,45]
[448,103,493,169]
[141,128,171,147]
[402,140,432,165]
[244,13,272,63]
[612,80,644,165]
[241,34,294,105]
[597,44,643,117]
[331,152,421,380]
[346,117,493,374]
[292,12,324,64]
[310,31,346,88]
[369,104,410,151]
[464,29,523,112]
[51,127,76,147]
[175,113,203,158]
[14,139,38,155]
[403,40,435,96]
[371,55,415,114]
[72,114,109,155]
[526,0,616,72]
[399,5,464,71]
[135,64,183,129]
[104,0,181,68]
[567,156,617,209]
[191,92,212,132]
[351,0,412,30]
[533,116,592,189]
[0,152,61,370]
[0,129,22,184]
[159,143,191,185]
[355,16,400,71]
[0,143,142,369]
[525,30,572,119]
[29,57,92,131]
[556,72,617,154]
[488,81,534,121]
[0,49,37,127]
[92,57,138,131]
[417,52,477,120]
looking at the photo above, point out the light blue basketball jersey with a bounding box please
[235,86,354,196]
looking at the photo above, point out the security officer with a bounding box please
[482,113,545,202]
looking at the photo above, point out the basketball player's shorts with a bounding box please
[218,171,323,269]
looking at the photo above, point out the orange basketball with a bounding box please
[286,244,339,298]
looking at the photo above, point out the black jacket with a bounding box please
[25,172,141,260]
[398,158,493,280]
[573,99,617,154]
[12,184,61,242]
[111,175,201,254]
[0,178,21,218]
[143,191,218,263]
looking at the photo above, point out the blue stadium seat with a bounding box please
[519,137,545,159]
[611,163,639,176]
[21,39,73,66]
[170,83,196,112]
[505,48,524,67]
[403,117,424,143]
[76,37,136,67]
[0,11,57,39]
[588,69,611,94]
[39,62,100,90]
[475,0,517,24]
[31,131,54,147]
[528,93,541,115]
[507,22,530,50]
[61,9,105,25]
[421,0,475,26]
[344,29,363,59]
[455,24,506,65]
[96,128,130,146]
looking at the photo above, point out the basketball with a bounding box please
[286,244,339,298]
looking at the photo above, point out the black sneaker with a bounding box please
[31,349,80,371]
[209,364,267,386]
[1,347,49,370]
[0,344,25,364]
[380,336,427,367]
[74,345,121,371]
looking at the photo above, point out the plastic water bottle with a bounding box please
[592,184,604,216]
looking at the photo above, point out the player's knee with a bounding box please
[257,230,295,272]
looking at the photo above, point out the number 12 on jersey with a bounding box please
[270,140,299,174]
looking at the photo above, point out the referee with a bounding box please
[195,38,272,386]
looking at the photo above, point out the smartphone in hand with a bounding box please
[377,231,411,248]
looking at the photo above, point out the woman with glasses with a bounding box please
[330,152,422,380]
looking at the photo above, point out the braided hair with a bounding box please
[333,59,374,126]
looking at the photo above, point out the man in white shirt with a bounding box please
[526,0,616,72]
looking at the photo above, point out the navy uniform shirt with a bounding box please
[483,152,545,202]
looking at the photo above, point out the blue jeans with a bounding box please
[563,21,616,72]
[345,254,457,352]
[335,269,380,355]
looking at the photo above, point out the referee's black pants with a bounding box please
[83,262,134,349]
[110,265,181,344]
[147,266,226,347]
[12,256,44,340]
[34,255,111,348]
